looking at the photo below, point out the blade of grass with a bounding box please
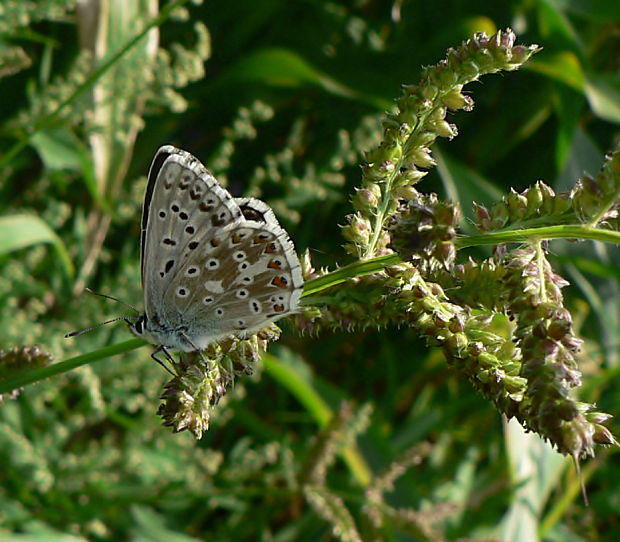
[0,339,146,394]
[263,352,372,487]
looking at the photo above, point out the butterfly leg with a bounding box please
[180,331,212,371]
[151,346,177,376]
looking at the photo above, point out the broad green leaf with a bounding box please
[526,51,585,92]
[499,418,567,542]
[536,0,582,55]
[31,128,112,214]
[0,214,74,278]
[30,127,83,171]
[584,73,620,124]
[546,0,620,20]
[0,519,87,541]
[219,47,390,109]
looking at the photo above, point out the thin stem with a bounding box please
[364,176,398,258]
[456,225,620,248]
[0,339,147,394]
[301,253,400,298]
[535,240,547,303]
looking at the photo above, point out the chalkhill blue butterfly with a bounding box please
[68,146,304,361]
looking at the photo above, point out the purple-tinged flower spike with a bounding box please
[342,29,539,259]
[474,142,620,234]
[388,192,459,271]
[573,144,620,227]
[158,328,280,439]
[474,181,572,232]
[502,246,615,458]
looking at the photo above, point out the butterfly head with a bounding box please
[129,313,148,337]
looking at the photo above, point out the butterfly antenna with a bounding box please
[65,316,132,338]
[84,287,140,314]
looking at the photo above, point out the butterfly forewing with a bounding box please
[141,146,242,327]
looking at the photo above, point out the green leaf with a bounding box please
[526,51,585,92]
[30,127,83,171]
[219,47,390,109]
[584,73,620,124]
[130,505,199,542]
[547,0,620,20]
[263,350,372,486]
[500,419,567,541]
[0,214,74,278]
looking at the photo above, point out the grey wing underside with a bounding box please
[141,146,242,328]
[141,146,303,345]
[164,220,304,346]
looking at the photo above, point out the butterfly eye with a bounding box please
[134,315,146,334]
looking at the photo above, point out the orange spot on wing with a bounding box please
[267,260,282,269]
[253,233,270,244]
[271,276,289,288]
[210,238,221,247]
[273,304,285,312]
[265,243,277,254]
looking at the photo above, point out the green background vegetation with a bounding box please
[1,0,620,540]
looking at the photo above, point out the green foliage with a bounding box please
[1,1,620,541]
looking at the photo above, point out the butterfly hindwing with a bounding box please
[163,221,303,345]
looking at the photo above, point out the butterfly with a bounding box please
[68,146,304,360]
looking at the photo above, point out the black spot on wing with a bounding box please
[238,203,265,222]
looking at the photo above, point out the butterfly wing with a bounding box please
[162,218,304,348]
[141,146,303,350]
[141,146,243,329]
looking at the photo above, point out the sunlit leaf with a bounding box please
[0,214,74,278]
